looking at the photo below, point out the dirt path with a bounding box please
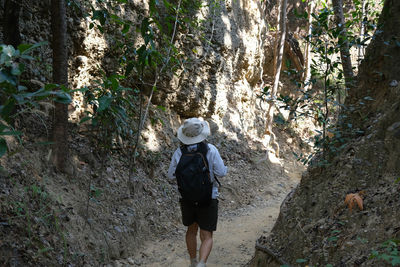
[112,155,302,267]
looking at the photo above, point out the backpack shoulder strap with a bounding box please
[198,142,222,186]
[180,145,190,154]
[198,142,208,159]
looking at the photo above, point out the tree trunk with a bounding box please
[51,0,69,173]
[3,0,21,48]
[2,0,21,125]
[332,0,354,89]
[357,0,367,66]
[303,0,315,90]
[264,0,288,157]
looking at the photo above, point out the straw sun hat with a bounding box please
[177,118,210,145]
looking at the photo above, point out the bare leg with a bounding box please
[186,223,199,260]
[199,229,213,262]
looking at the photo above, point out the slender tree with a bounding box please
[264,0,288,158]
[132,0,182,164]
[2,0,22,125]
[51,0,69,173]
[3,0,22,48]
[357,0,367,66]
[332,0,354,89]
[303,0,315,90]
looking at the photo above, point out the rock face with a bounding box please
[152,0,272,139]
[250,1,400,266]
[152,0,307,123]
[0,0,307,139]
[2,0,275,138]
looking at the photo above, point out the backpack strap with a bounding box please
[197,142,208,160]
[180,144,189,154]
[199,142,222,187]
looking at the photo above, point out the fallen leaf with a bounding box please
[344,192,364,212]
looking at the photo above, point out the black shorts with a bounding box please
[180,199,218,232]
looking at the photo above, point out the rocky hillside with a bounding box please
[251,1,400,266]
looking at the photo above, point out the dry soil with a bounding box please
[112,152,303,267]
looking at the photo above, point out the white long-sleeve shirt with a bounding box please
[167,143,228,199]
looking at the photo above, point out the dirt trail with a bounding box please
[112,153,302,267]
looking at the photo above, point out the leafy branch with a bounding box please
[0,43,71,158]
[132,0,182,164]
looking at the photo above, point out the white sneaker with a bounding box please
[196,261,206,267]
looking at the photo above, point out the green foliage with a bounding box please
[80,0,207,78]
[90,184,103,200]
[70,0,211,158]
[0,43,71,159]
[80,74,137,151]
[327,229,341,246]
[270,0,383,165]
[370,239,400,266]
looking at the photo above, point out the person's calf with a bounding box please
[199,229,213,262]
[186,223,199,260]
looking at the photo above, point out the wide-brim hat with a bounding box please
[177,117,210,145]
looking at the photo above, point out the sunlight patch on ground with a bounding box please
[143,126,161,151]
[267,150,281,164]
[260,135,282,165]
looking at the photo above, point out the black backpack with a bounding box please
[175,142,213,206]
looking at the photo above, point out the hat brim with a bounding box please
[177,120,210,145]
